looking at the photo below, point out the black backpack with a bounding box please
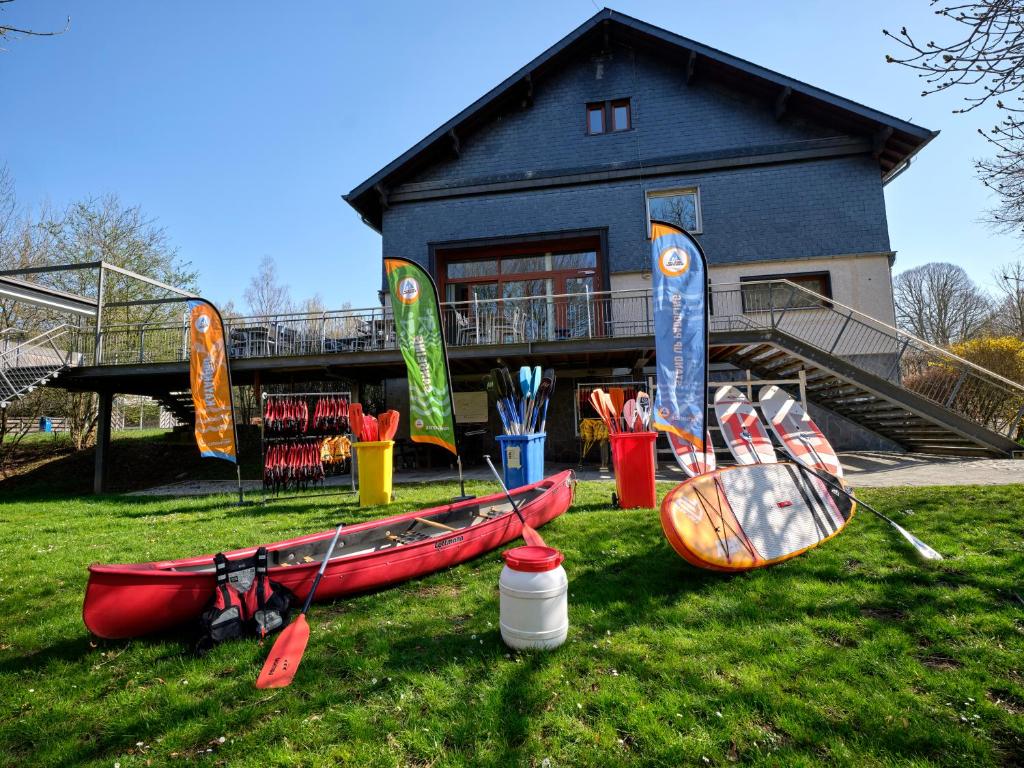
[196,547,294,653]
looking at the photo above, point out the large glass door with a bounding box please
[438,238,603,343]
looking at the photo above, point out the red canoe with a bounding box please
[84,471,575,639]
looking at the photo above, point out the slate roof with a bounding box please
[345,8,936,230]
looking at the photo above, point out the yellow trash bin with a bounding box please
[353,440,394,506]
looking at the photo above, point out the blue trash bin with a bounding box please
[496,433,546,489]
[39,417,52,433]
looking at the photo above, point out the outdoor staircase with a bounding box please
[155,390,195,425]
[709,282,1024,458]
[0,325,79,409]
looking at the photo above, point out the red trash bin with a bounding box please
[609,431,658,509]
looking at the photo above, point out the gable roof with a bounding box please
[345,8,936,230]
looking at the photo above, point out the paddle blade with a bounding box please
[521,523,546,547]
[543,368,555,394]
[622,399,637,432]
[532,366,542,396]
[519,366,532,397]
[255,614,310,689]
[891,521,944,560]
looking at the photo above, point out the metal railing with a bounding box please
[86,280,1024,440]
[0,324,82,407]
[710,280,1024,441]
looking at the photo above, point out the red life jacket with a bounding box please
[196,547,294,653]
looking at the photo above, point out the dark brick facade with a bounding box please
[380,47,891,274]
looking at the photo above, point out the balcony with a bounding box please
[79,280,1023,446]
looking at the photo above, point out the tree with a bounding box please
[991,259,1024,337]
[0,0,69,44]
[893,262,992,344]
[244,256,293,317]
[885,3,1024,233]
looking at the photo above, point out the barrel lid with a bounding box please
[502,545,564,572]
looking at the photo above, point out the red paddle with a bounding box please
[256,522,345,689]
[483,455,545,547]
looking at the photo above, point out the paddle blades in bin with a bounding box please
[349,403,364,442]
[589,387,654,434]
[492,365,555,436]
[378,410,400,442]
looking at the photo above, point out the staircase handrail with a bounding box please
[0,323,76,367]
[716,279,1024,395]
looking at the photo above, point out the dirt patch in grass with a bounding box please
[860,606,908,621]
[920,654,963,670]
[987,690,1024,715]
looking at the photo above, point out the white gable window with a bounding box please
[646,187,701,234]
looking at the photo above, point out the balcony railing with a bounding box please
[79,280,1024,441]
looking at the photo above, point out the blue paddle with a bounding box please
[519,366,532,423]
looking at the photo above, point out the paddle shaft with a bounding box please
[483,455,528,527]
[300,522,345,615]
[782,449,942,560]
[483,455,546,547]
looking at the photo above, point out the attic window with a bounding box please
[586,99,631,134]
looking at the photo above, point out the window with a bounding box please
[586,99,631,134]
[611,99,630,131]
[647,188,701,234]
[740,272,833,313]
[437,237,603,341]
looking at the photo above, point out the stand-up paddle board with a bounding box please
[758,386,843,477]
[668,429,716,478]
[660,463,855,572]
[713,386,776,465]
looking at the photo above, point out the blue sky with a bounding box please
[2,0,1019,311]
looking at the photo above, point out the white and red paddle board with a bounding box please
[713,385,776,465]
[758,385,843,477]
[660,462,855,572]
[668,429,716,478]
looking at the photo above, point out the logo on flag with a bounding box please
[658,246,691,276]
[397,277,420,305]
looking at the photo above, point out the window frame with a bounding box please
[610,98,631,131]
[739,271,834,314]
[586,102,607,135]
[436,236,605,304]
[585,98,632,135]
[645,186,703,235]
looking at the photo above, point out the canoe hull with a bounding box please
[84,471,573,639]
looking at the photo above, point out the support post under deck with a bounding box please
[93,390,113,494]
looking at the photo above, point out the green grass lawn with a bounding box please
[1,480,1022,767]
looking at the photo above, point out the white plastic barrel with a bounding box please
[499,545,568,651]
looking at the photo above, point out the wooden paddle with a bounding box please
[256,522,345,689]
[602,390,620,434]
[589,389,612,433]
[609,388,625,430]
[483,455,545,547]
[415,516,457,532]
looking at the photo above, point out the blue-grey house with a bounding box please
[346,8,934,328]
[340,8,1021,462]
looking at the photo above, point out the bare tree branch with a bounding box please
[886,2,1024,234]
[0,0,69,42]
